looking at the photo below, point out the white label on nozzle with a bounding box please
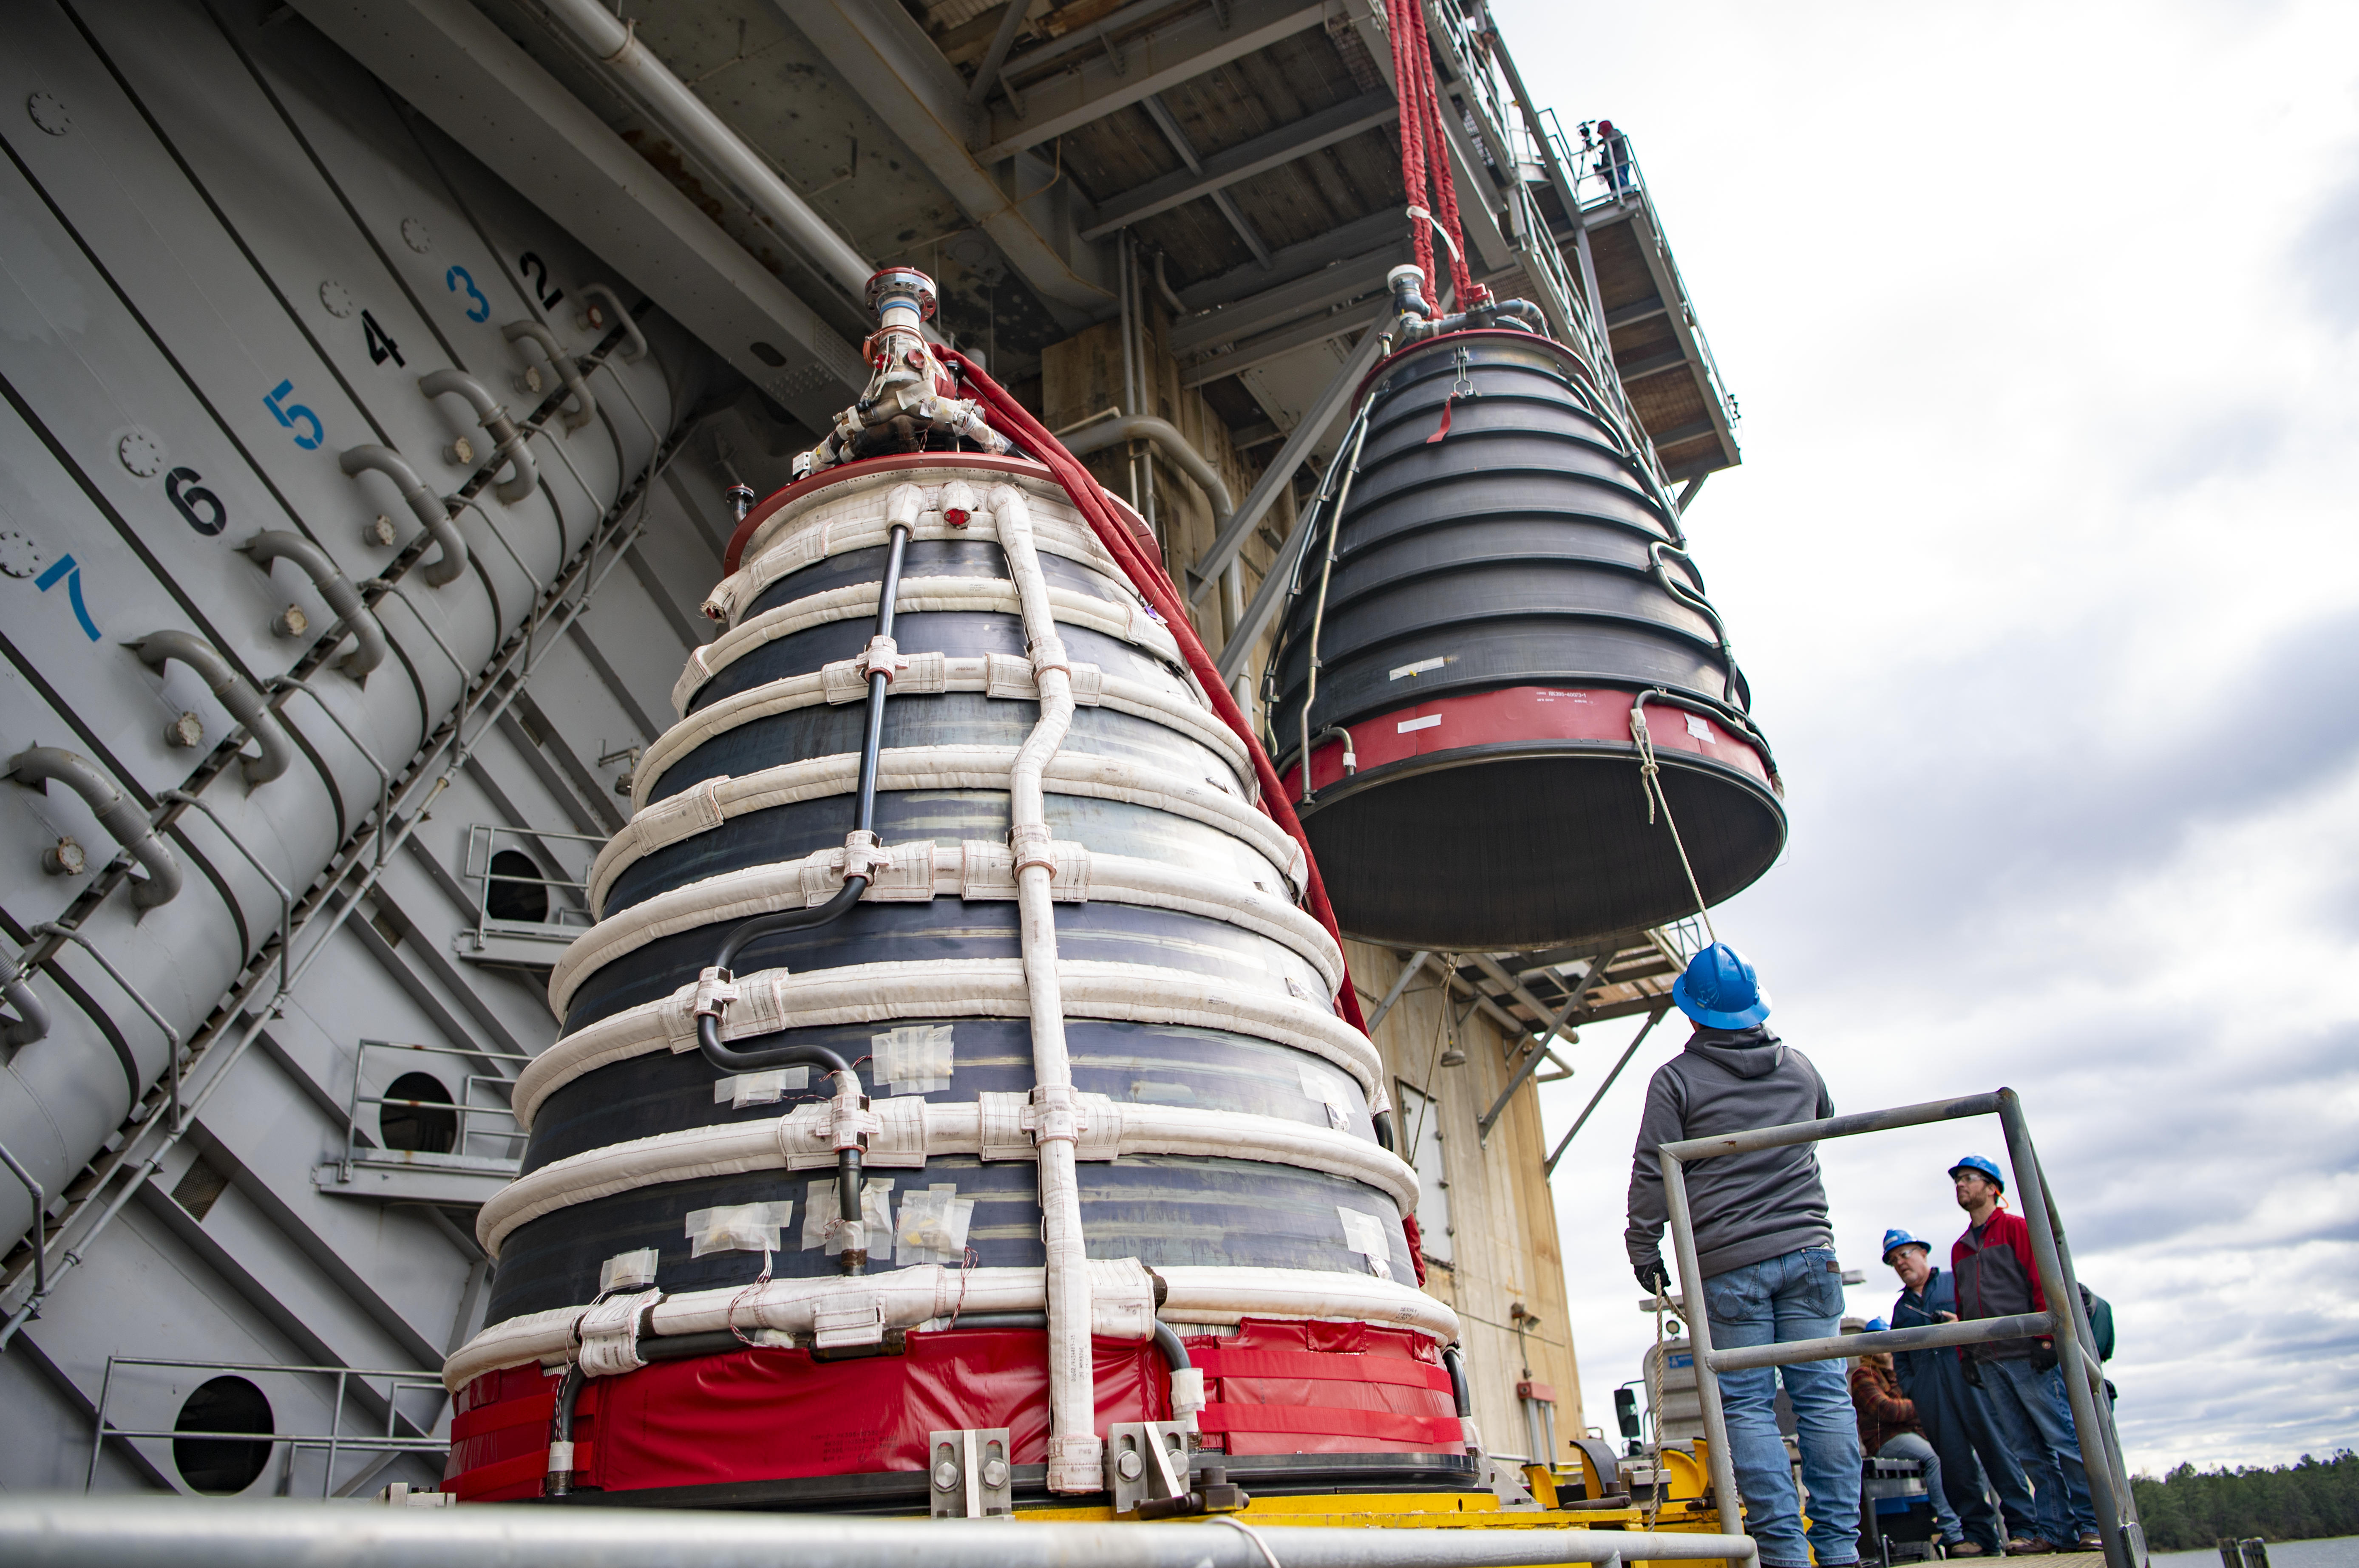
[1337,1206,1395,1280]
[714,1067,809,1107]
[1397,714,1441,734]
[801,1177,894,1254]
[874,1024,954,1093]
[1389,657,1446,679]
[1685,713,1714,741]
[684,1200,795,1257]
[597,1247,660,1294]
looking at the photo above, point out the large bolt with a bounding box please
[444,436,475,466]
[1115,1449,1144,1481]
[362,514,397,547]
[931,1458,960,1492]
[980,1457,1009,1489]
[40,838,85,876]
[270,604,309,639]
[164,712,204,749]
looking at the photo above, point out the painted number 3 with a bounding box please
[446,264,491,323]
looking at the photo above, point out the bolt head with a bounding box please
[362,515,398,547]
[164,712,204,749]
[271,603,309,638]
[41,837,85,876]
[1115,1450,1143,1481]
[932,1459,960,1492]
[514,365,544,395]
[445,436,475,466]
[980,1458,1009,1489]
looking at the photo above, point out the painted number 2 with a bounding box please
[517,252,564,310]
[263,379,323,450]
[446,264,491,323]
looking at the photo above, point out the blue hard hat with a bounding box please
[1880,1228,1928,1264]
[1949,1154,2005,1190]
[1865,1316,1890,1333]
[1672,942,1771,1029]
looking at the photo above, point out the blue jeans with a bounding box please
[1977,1356,2096,1544]
[1705,1246,1862,1567]
[1876,1432,1962,1543]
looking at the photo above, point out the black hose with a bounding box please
[690,520,914,1275]
[1151,1318,1192,1373]
[1442,1343,1472,1418]
[545,1362,585,1497]
[939,1310,1191,1376]
[1372,1109,1396,1152]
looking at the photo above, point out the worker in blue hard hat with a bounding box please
[1951,1158,2100,1554]
[1625,943,1860,1568]
[1884,1228,2033,1556]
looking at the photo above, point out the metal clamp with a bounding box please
[926,1427,1012,1519]
[1104,1420,1191,1515]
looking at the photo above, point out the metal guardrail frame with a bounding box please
[87,1354,447,1498]
[460,822,601,952]
[340,1038,530,1181]
[1656,1087,2146,1568]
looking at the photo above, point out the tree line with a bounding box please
[2132,1451,2359,1551]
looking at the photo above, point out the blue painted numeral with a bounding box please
[263,379,324,450]
[446,264,491,323]
[36,554,101,641]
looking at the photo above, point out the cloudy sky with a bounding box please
[1495,0,2359,1476]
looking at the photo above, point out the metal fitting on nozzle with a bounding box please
[865,266,937,328]
[725,483,756,523]
[1386,263,1433,321]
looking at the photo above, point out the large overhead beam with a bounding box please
[1172,246,1400,359]
[973,0,1331,165]
[1081,91,1399,242]
[770,0,1113,312]
[291,0,864,432]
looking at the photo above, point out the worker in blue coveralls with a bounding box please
[1884,1228,2038,1556]
[1626,944,1860,1568]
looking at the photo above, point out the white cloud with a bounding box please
[1500,0,2359,1475]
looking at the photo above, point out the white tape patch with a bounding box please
[1396,714,1441,734]
[1389,656,1446,680]
[894,1182,976,1267]
[801,1176,894,1254]
[713,1066,811,1107]
[1298,1061,1353,1130]
[873,1024,954,1094]
[684,1201,795,1258]
[1337,1205,1395,1281]
[598,1247,660,1294]
[1685,712,1714,741]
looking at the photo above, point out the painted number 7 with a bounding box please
[263,379,324,450]
[446,264,491,323]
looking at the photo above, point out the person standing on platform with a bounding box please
[1884,1228,2038,1555]
[1847,1317,1973,1556]
[1626,944,1860,1568]
[1951,1156,2101,1554]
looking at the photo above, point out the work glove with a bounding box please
[1961,1352,1984,1389]
[1635,1261,1672,1297]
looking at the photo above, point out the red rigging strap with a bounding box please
[1387,0,1481,311]
[930,343,1370,1037]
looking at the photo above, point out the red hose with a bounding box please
[932,344,1369,1037]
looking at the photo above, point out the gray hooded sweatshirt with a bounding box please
[1625,1025,1834,1281]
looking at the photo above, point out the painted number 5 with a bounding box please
[263,379,323,450]
[446,264,491,323]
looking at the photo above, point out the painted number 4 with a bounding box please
[263,379,323,450]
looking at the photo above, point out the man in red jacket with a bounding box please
[1950,1155,2098,1554]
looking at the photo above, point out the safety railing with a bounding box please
[1656,1088,2147,1568]
[340,1038,529,1182]
[86,1355,446,1499]
[458,822,600,960]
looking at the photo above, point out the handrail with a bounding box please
[1654,1087,2146,1568]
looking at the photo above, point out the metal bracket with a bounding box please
[1104,1420,1191,1515]
[927,1427,1012,1519]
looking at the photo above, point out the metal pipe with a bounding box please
[1441,1343,1472,1417]
[574,285,647,362]
[130,631,292,788]
[1060,416,1234,526]
[267,678,395,867]
[33,922,183,1131]
[1364,950,1432,1033]
[1710,1312,2058,1375]
[238,531,388,680]
[1999,1090,2138,1568]
[0,1141,45,1308]
[966,0,1034,106]
[1,971,48,1049]
[0,1497,1763,1567]
[1190,319,1392,607]
[6,747,181,911]
[418,370,539,506]
[1475,983,1588,1145]
[537,0,870,302]
[1216,396,1376,683]
[1660,1091,2008,1163]
[1658,1150,1747,1551]
[1545,1006,1667,1175]
[337,446,468,588]
[501,321,596,431]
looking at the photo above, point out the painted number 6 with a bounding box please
[166,467,227,535]
[446,264,491,323]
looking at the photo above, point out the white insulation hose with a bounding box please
[994,482,1100,1493]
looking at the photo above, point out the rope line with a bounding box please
[1629,697,1718,946]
